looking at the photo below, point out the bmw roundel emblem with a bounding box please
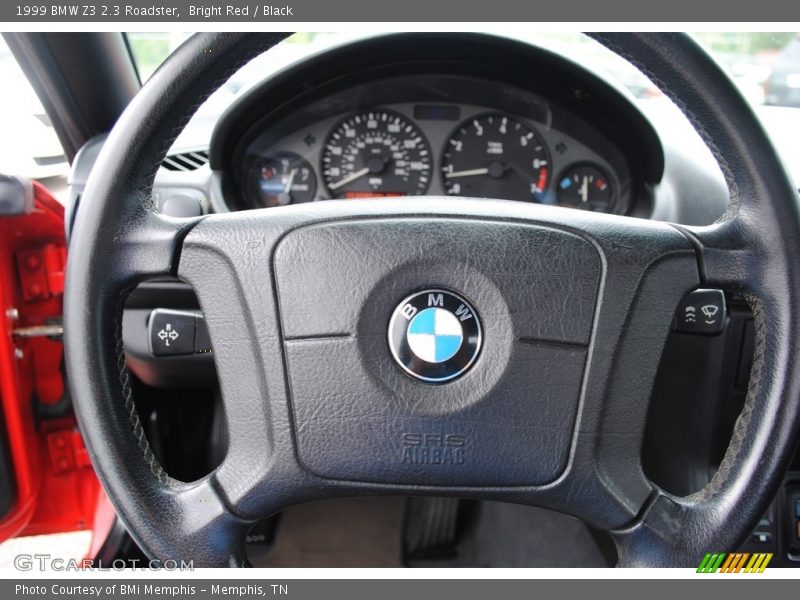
[388,289,482,383]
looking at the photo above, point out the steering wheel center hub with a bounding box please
[272,216,599,487]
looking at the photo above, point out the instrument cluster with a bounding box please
[238,97,629,214]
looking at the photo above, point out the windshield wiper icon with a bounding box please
[701,305,719,323]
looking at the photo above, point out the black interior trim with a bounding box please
[3,33,139,161]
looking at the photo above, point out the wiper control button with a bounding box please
[674,289,726,335]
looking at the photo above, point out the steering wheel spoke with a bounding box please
[143,477,252,567]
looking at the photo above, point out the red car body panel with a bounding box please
[0,181,106,546]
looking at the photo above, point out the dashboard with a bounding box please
[69,33,732,233]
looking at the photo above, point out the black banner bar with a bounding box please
[1,0,798,22]
[4,579,800,600]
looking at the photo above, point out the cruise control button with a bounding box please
[674,289,726,334]
[148,309,195,356]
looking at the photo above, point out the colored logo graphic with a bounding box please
[406,307,464,363]
[696,552,773,573]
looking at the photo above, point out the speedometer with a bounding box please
[442,113,551,202]
[321,109,432,198]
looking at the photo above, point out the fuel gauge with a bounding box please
[254,152,316,207]
[556,164,614,212]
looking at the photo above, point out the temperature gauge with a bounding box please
[556,164,614,212]
[254,152,316,207]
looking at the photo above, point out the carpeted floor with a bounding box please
[250,497,612,568]
[253,497,406,567]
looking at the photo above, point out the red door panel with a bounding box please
[0,179,104,544]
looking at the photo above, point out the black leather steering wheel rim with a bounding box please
[64,32,800,567]
[588,33,800,566]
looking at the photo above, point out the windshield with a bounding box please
[1,32,797,196]
[127,31,800,182]
[0,36,69,200]
[128,32,800,103]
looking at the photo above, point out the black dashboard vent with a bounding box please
[162,150,209,172]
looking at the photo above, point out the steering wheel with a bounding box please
[64,33,800,567]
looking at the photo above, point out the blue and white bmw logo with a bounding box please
[388,289,482,383]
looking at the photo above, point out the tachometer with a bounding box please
[442,113,550,202]
[321,109,432,198]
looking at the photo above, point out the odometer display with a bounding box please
[442,113,550,202]
[322,109,433,198]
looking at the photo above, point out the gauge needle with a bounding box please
[329,167,371,191]
[445,167,490,179]
[579,176,589,203]
[283,168,298,194]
